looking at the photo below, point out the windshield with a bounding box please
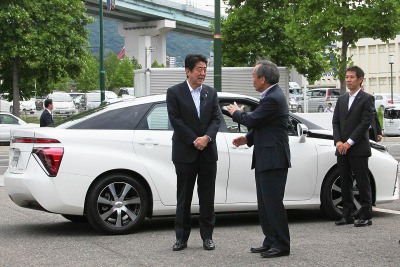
[290,88,303,95]
[50,94,72,102]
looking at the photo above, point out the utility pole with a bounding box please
[99,0,105,102]
[214,0,222,92]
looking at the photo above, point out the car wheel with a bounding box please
[318,106,324,112]
[297,105,303,113]
[320,168,364,220]
[86,173,148,235]
[61,214,88,223]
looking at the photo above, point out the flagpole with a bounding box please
[99,0,105,102]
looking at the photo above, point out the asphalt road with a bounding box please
[0,141,399,266]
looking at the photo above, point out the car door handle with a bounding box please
[137,139,159,145]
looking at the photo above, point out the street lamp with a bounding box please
[145,46,156,69]
[389,54,394,103]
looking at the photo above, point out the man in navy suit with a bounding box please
[40,98,54,127]
[332,66,375,227]
[166,54,222,251]
[227,60,291,258]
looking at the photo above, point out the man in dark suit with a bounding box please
[332,66,375,227]
[166,54,222,251]
[40,98,54,127]
[227,60,291,258]
[370,114,382,142]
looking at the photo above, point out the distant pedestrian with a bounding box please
[324,102,334,113]
[40,99,54,127]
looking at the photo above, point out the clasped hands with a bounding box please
[336,141,351,155]
[226,102,244,115]
[193,136,209,150]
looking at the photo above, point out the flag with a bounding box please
[117,46,125,59]
[107,0,115,11]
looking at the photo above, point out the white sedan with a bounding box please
[4,93,399,234]
[0,113,39,143]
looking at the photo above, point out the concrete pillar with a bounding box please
[118,19,176,68]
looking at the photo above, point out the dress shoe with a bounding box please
[335,218,354,226]
[354,219,372,227]
[173,240,187,251]
[260,248,290,258]
[250,246,271,253]
[203,239,215,250]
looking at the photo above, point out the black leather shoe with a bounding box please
[173,240,187,251]
[260,248,290,258]
[335,218,354,226]
[354,219,372,227]
[250,246,271,253]
[203,239,215,250]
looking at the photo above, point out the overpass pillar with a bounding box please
[118,19,176,68]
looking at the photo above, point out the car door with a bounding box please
[220,100,318,203]
[133,102,229,206]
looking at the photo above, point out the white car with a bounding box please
[0,113,39,142]
[374,93,400,111]
[86,91,119,109]
[48,92,76,117]
[4,93,398,235]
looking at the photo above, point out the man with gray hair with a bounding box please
[227,60,291,258]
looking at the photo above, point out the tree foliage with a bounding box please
[222,0,330,82]
[287,0,400,94]
[104,51,120,90]
[110,57,135,89]
[0,0,91,116]
[75,52,99,92]
[151,60,165,68]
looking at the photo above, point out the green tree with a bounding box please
[151,60,165,68]
[287,0,400,94]
[111,57,134,89]
[75,53,99,92]
[221,0,329,82]
[104,51,120,90]
[131,57,142,70]
[0,0,91,116]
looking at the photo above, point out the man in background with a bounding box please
[40,99,54,127]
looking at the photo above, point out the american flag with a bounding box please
[117,46,125,59]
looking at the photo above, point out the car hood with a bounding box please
[54,102,73,108]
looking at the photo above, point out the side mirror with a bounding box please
[297,123,308,143]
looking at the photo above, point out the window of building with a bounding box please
[369,78,377,86]
[369,47,376,54]
[359,47,365,55]
[379,45,386,53]
[389,45,395,52]
[379,78,386,85]
[350,49,357,55]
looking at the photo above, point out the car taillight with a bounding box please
[12,137,60,144]
[32,147,64,177]
[388,100,393,104]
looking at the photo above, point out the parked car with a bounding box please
[2,93,36,114]
[0,113,39,143]
[297,88,340,113]
[288,97,298,112]
[0,99,12,113]
[35,96,46,111]
[4,93,398,234]
[47,92,76,117]
[68,92,86,110]
[86,91,118,110]
[118,87,135,98]
[289,82,302,101]
[374,93,400,111]
[383,104,400,136]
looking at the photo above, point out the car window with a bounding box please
[331,89,340,97]
[138,103,172,130]
[0,114,19,124]
[218,101,253,133]
[375,95,383,100]
[68,104,150,130]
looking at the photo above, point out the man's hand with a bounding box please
[194,136,209,150]
[226,102,244,116]
[377,134,382,142]
[336,141,351,155]
[232,136,247,147]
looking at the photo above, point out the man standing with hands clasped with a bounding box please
[227,60,291,258]
[167,54,222,251]
[332,66,375,227]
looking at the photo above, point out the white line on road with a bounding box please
[373,207,400,215]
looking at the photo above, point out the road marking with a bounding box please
[373,207,400,215]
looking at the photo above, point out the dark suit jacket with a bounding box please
[40,109,54,127]
[369,114,382,142]
[232,84,291,171]
[332,90,374,157]
[166,81,222,163]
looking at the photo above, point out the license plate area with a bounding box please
[10,149,20,168]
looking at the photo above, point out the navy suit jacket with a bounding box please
[232,84,291,171]
[332,90,374,157]
[40,109,54,127]
[166,81,222,163]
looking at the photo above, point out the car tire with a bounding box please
[320,168,364,220]
[86,173,148,235]
[318,106,324,113]
[61,214,88,223]
[297,105,303,113]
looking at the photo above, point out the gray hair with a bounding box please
[256,60,280,84]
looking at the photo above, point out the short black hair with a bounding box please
[184,54,208,71]
[44,98,53,108]
[346,66,364,79]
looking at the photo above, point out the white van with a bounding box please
[383,104,400,136]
